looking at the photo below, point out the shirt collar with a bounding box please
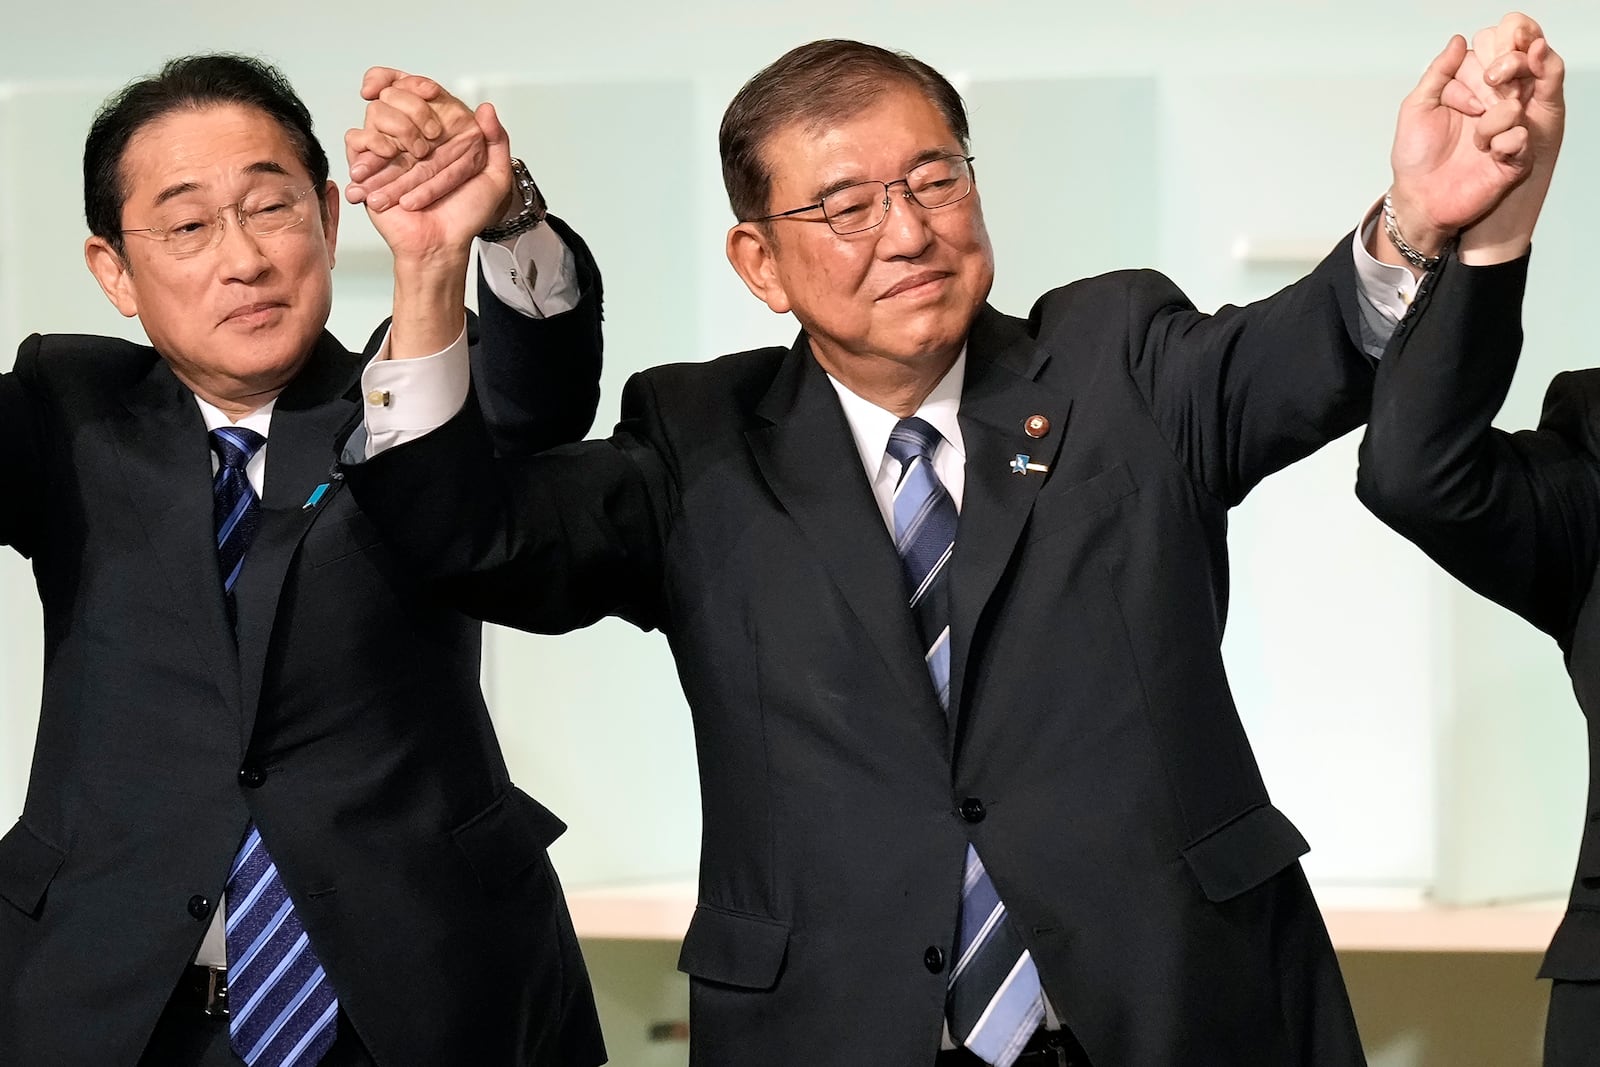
[825,347,968,486]
[193,395,276,439]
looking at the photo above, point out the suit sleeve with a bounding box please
[1355,253,1600,645]
[470,214,604,456]
[1081,233,1394,505]
[341,370,669,636]
[0,335,49,559]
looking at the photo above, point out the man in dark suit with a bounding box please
[344,28,1546,1067]
[1356,25,1591,1067]
[0,55,606,1065]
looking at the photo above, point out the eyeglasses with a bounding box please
[121,184,316,256]
[757,154,976,236]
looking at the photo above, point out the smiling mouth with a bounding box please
[223,303,285,324]
[880,273,949,300]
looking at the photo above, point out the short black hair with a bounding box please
[720,39,970,223]
[83,53,329,256]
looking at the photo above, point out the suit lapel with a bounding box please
[233,333,363,741]
[947,307,1071,732]
[112,358,244,721]
[745,340,945,727]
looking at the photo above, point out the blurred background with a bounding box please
[4,2,1599,1063]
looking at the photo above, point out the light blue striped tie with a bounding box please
[885,418,1044,1067]
[211,428,339,1067]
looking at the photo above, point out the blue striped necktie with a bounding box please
[209,427,340,1066]
[885,418,1045,1067]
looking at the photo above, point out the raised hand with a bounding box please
[1459,13,1565,262]
[1386,34,1536,260]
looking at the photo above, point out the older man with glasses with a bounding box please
[345,21,1552,1067]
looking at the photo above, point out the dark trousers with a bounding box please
[1545,979,1600,1067]
[138,969,374,1067]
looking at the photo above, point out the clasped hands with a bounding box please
[1389,11,1565,267]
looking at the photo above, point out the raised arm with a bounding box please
[345,69,603,454]
[1127,19,1546,505]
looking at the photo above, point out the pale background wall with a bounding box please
[4,3,1599,1063]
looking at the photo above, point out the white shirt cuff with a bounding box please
[361,322,470,458]
[1352,205,1419,325]
[478,223,580,319]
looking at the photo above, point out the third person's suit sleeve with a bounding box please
[1355,253,1600,644]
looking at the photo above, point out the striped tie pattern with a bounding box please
[211,426,265,621]
[210,428,339,1066]
[884,418,1044,1067]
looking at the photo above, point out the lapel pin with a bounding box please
[302,483,331,510]
[1010,453,1049,476]
[1023,414,1050,438]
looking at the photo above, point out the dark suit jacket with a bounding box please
[347,236,1513,1066]
[0,219,608,1066]
[1353,256,1600,1047]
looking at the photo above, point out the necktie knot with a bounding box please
[211,426,266,473]
[886,416,942,467]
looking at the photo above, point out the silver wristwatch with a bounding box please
[478,157,547,242]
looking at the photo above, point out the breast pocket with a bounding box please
[1024,462,1138,546]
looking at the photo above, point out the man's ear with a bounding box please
[318,179,341,269]
[725,222,791,314]
[84,236,139,319]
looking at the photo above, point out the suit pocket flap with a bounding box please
[677,904,791,990]
[451,787,567,891]
[1539,910,1600,980]
[0,820,65,917]
[1180,803,1310,903]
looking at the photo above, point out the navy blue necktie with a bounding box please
[212,426,264,623]
[209,427,339,1066]
[885,418,1044,1067]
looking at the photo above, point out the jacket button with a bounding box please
[959,797,986,823]
[187,895,212,920]
[924,946,945,973]
[238,765,266,788]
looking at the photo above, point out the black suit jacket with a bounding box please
[347,237,1512,1065]
[0,219,608,1066]
[1353,257,1600,1043]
